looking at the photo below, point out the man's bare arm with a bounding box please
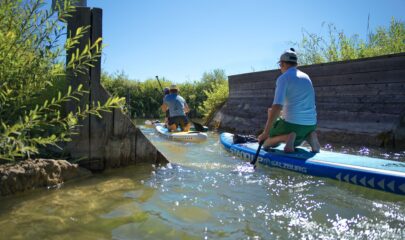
[258,104,282,142]
[184,103,190,113]
[161,103,168,112]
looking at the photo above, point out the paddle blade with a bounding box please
[192,121,208,132]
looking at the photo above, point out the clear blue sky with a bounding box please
[82,0,405,83]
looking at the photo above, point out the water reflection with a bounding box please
[0,165,156,239]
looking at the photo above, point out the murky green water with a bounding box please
[0,125,405,239]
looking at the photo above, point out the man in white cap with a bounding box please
[161,84,191,132]
[257,48,320,153]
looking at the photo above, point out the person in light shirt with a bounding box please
[257,48,320,153]
[161,84,191,132]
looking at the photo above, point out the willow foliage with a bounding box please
[294,18,405,65]
[199,80,229,123]
[0,0,124,161]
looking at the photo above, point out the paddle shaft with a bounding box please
[155,76,164,92]
[250,140,264,166]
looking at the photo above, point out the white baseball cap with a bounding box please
[279,48,298,63]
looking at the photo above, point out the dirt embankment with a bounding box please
[0,159,91,197]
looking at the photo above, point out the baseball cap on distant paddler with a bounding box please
[279,48,298,63]
[169,84,178,90]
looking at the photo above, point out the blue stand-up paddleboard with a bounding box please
[220,132,405,195]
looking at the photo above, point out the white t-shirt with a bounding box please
[273,67,317,125]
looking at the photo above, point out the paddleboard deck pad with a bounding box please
[155,124,208,142]
[220,132,405,195]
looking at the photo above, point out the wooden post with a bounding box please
[89,8,113,170]
[65,7,92,162]
[62,6,169,170]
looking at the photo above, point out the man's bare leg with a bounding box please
[168,124,177,132]
[306,131,320,153]
[263,134,287,148]
[183,123,191,132]
[263,133,296,153]
[284,132,296,152]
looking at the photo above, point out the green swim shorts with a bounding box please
[269,118,316,146]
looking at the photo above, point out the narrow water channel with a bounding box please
[0,124,404,239]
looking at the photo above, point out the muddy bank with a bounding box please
[0,159,91,197]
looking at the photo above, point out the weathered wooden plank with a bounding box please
[225,100,273,110]
[231,82,275,92]
[232,88,275,96]
[229,93,274,100]
[311,69,405,87]
[230,70,280,82]
[317,120,395,133]
[89,86,113,166]
[316,102,404,115]
[317,110,398,123]
[226,100,404,115]
[317,95,405,104]
[135,128,162,164]
[228,96,273,102]
[301,53,405,77]
[89,8,107,169]
[229,53,405,84]
[65,7,91,161]
[315,82,405,97]
[232,81,405,98]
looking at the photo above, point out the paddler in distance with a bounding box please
[257,48,321,153]
[161,84,191,132]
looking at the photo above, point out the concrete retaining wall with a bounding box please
[210,53,405,149]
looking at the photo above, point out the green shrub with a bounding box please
[199,80,229,123]
[0,0,124,161]
[102,69,228,120]
[102,72,169,118]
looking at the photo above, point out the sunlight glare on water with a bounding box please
[0,124,404,239]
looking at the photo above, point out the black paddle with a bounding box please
[250,140,264,168]
[155,75,208,132]
[155,76,164,92]
[190,120,207,132]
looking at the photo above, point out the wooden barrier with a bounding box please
[210,53,405,149]
[64,7,168,170]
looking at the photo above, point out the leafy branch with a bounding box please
[0,0,125,161]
